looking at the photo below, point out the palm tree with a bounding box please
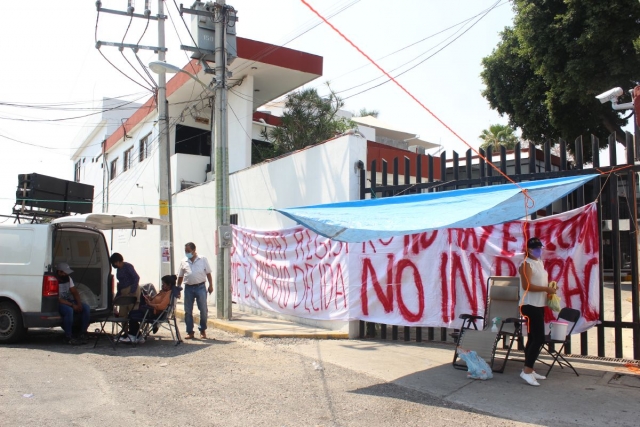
[478,124,519,151]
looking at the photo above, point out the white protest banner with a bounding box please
[230,227,350,320]
[231,203,599,333]
[354,202,599,333]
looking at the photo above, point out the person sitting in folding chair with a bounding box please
[121,275,176,343]
[519,237,557,386]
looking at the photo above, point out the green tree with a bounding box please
[481,0,640,162]
[356,108,379,118]
[257,86,354,163]
[479,124,519,151]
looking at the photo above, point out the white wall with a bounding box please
[228,74,254,173]
[172,154,210,191]
[74,102,368,333]
[230,134,367,230]
[170,134,366,333]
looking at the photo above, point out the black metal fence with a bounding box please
[358,133,640,360]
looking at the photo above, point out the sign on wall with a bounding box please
[231,203,599,333]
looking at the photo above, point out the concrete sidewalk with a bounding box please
[288,340,640,427]
[175,305,640,426]
[174,302,349,339]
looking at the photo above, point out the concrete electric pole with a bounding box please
[175,1,236,319]
[213,0,232,320]
[95,1,174,275]
[157,0,175,276]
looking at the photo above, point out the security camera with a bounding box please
[595,87,624,104]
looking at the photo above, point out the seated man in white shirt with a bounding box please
[56,263,91,345]
[177,242,213,339]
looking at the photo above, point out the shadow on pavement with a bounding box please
[351,355,639,427]
[6,328,232,358]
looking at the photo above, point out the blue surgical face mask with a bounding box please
[530,248,543,258]
[185,252,193,260]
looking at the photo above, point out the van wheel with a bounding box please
[0,302,26,344]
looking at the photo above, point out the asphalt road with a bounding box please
[0,324,538,427]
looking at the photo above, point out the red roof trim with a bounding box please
[104,37,322,152]
[252,111,282,127]
[237,38,322,75]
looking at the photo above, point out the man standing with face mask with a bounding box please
[56,262,91,345]
[178,242,213,339]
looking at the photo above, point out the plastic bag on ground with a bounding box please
[457,349,493,380]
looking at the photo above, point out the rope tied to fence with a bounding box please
[298,0,536,214]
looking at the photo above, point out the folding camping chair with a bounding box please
[453,276,523,373]
[132,285,183,346]
[93,295,138,349]
[537,307,581,377]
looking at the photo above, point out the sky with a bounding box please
[0,0,517,218]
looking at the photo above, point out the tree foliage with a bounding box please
[479,124,519,151]
[481,0,640,162]
[257,87,354,163]
[356,108,379,118]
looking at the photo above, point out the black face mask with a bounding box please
[57,274,69,283]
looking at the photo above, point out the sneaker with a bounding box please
[520,371,540,386]
[118,335,131,343]
[64,337,82,345]
[129,334,145,344]
[531,371,546,380]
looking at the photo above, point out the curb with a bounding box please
[175,309,349,340]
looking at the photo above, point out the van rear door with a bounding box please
[51,214,169,321]
[51,214,169,230]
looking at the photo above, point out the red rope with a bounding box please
[298,0,539,325]
[298,0,530,200]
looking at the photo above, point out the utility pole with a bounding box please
[214,0,232,320]
[177,1,236,319]
[157,0,174,276]
[95,1,173,275]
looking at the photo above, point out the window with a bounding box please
[110,158,118,180]
[74,160,81,182]
[123,146,133,172]
[139,132,151,162]
[175,124,211,157]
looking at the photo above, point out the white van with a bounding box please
[0,213,165,343]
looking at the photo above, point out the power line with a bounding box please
[228,102,253,141]
[91,99,213,203]
[0,94,149,122]
[0,92,148,110]
[341,0,503,101]
[314,0,509,95]
[171,0,208,59]
[231,0,361,78]
[95,8,154,93]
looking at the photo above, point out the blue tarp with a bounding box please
[276,174,598,242]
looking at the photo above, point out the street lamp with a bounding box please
[149,59,231,320]
[148,61,215,94]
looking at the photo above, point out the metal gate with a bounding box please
[358,133,640,360]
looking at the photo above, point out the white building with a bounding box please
[73,37,441,333]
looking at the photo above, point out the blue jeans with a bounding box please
[184,284,208,334]
[59,303,90,338]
